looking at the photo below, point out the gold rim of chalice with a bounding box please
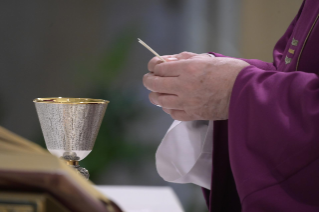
[33,97,109,104]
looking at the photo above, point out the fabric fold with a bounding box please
[156,120,213,189]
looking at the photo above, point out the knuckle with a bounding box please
[148,57,160,72]
[179,51,196,59]
[181,51,190,56]
[179,51,189,58]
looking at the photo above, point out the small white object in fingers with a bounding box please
[167,57,178,61]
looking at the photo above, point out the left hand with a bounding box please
[143,52,249,121]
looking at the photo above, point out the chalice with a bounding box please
[34,97,109,179]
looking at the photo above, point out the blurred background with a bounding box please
[0,0,302,211]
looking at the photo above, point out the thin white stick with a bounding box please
[138,38,166,62]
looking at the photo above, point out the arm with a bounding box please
[229,65,319,204]
[210,52,277,71]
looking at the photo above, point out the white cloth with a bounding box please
[96,186,184,212]
[156,120,213,190]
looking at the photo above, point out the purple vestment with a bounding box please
[205,0,319,211]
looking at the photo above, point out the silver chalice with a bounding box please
[34,97,109,179]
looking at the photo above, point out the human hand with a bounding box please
[143,52,249,121]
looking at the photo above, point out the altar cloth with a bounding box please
[95,186,184,212]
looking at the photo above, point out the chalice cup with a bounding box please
[34,97,109,179]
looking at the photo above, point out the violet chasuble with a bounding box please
[204,0,319,211]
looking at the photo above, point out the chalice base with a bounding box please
[65,160,90,180]
[50,150,91,180]
[49,149,91,161]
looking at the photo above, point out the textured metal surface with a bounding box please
[74,165,90,180]
[34,100,107,161]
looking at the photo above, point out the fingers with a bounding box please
[147,92,195,121]
[143,73,180,94]
[175,51,197,60]
[162,108,194,121]
[147,52,196,73]
[148,55,178,73]
[153,60,185,77]
[149,92,182,109]
[148,57,164,73]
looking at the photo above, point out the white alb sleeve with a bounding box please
[155,120,213,189]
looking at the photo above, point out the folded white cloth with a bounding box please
[156,120,213,189]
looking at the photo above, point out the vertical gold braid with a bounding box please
[296,14,319,71]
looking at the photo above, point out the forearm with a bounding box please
[229,65,319,180]
[210,52,276,71]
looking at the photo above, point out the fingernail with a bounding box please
[167,58,178,61]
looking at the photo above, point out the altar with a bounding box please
[0,99,185,212]
[96,186,185,212]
